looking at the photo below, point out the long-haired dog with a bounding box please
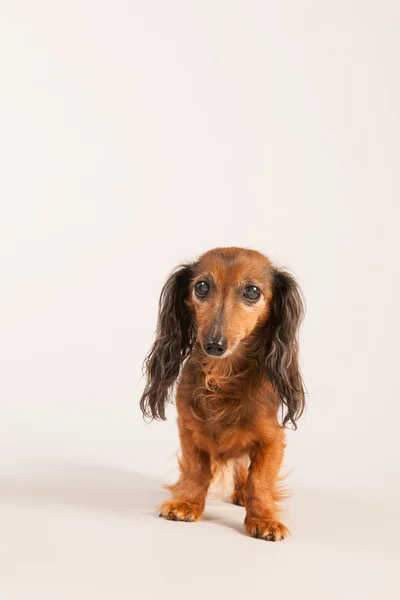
[140,247,305,541]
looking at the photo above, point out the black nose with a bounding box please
[204,338,227,357]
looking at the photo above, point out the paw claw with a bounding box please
[245,518,289,542]
[158,501,202,522]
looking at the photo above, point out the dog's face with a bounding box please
[188,248,274,358]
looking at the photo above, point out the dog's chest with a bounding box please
[190,389,259,459]
[192,418,258,460]
[179,361,266,459]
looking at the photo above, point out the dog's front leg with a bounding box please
[244,429,289,541]
[159,426,212,523]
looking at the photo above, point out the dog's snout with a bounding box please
[204,337,227,357]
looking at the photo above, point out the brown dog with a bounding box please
[140,247,305,541]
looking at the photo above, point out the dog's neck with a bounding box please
[186,342,261,429]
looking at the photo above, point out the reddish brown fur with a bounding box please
[140,247,305,541]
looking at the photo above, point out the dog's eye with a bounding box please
[244,285,260,301]
[195,281,210,297]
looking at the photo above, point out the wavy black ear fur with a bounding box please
[266,268,305,429]
[140,264,195,421]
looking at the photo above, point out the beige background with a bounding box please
[1,1,399,599]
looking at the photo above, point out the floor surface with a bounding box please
[1,455,398,600]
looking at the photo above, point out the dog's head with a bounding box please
[140,247,305,427]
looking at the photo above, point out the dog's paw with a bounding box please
[231,489,245,506]
[245,517,289,541]
[158,500,202,522]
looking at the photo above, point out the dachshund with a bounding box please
[140,247,305,541]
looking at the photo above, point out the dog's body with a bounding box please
[140,247,305,541]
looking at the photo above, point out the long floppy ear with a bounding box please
[266,268,305,429]
[140,264,195,421]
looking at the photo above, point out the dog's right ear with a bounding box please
[140,263,195,421]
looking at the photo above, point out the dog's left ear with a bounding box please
[265,268,305,429]
[140,263,195,421]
